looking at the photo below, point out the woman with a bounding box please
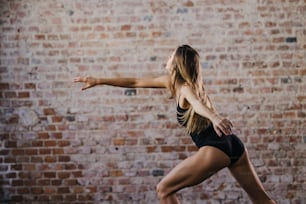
[74,45,276,204]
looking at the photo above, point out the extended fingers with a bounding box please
[73,77,85,82]
[218,119,233,136]
[73,77,89,91]
[214,126,223,137]
[73,77,81,82]
[81,84,92,91]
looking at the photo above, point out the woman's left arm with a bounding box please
[181,85,233,136]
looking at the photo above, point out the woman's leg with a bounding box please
[228,148,276,204]
[156,146,231,204]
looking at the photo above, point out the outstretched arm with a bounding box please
[73,75,170,90]
[181,85,233,136]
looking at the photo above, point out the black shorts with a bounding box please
[190,125,245,165]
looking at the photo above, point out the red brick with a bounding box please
[187,146,198,152]
[161,146,174,152]
[113,138,125,145]
[11,164,22,171]
[72,186,84,193]
[4,91,16,98]
[58,172,70,179]
[44,172,56,178]
[4,157,16,163]
[11,149,24,156]
[11,195,23,201]
[25,149,37,155]
[47,125,57,131]
[45,141,56,147]
[65,163,77,170]
[0,83,9,89]
[45,156,56,163]
[65,179,78,185]
[24,83,36,89]
[35,34,45,40]
[18,92,30,98]
[184,0,194,7]
[31,156,43,163]
[17,187,30,194]
[57,141,70,147]
[39,148,51,154]
[110,170,123,177]
[38,132,49,139]
[43,108,56,115]
[6,172,16,178]
[32,140,43,147]
[146,146,157,153]
[23,164,35,171]
[86,186,97,193]
[12,180,24,186]
[71,171,82,178]
[31,187,43,194]
[53,148,64,154]
[5,140,16,148]
[57,187,70,194]
[121,25,131,31]
[51,132,62,139]
[58,156,70,162]
[52,116,63,123]
[51,179,62,186]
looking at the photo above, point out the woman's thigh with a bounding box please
[157,146,231,197]
[228,149,275,203]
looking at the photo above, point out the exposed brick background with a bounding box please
[0,0,305,203]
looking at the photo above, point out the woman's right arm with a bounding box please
[181,85,233,136]
[73,75,170,91]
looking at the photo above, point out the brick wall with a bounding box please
[0,0,305,203]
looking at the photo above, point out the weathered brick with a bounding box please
[51,132,62,139]
[11,149,24,156]
[4,91,17,98]
[52,116,63,123]
[31,156,43,163]
[45,141,56,147]
[0,0,305,203]
[44,172,56,178]
[38,132,49,139]
[32,140,43,147]
[44,156,56,163]
[25,149,37,155]
[43,108,56,115]
[113,138,125,145]
[110,170,123,177]
[58,172,70,179]
[31,187,43,194]
[11,195,23,201]
[17,188,30,194]
[53,148,64,154]
[39,148,51,155]
[0,83,10,89]
[58,156,70,162]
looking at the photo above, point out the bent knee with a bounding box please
[156,182,169,199]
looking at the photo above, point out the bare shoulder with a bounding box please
[179,84,204,106]
[180,84,214,110]
[180,84,194,96]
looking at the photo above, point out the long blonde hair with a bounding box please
[169,45,211,134]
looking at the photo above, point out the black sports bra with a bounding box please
[177,102,188,126]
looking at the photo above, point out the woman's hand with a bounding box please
[73,76,97,91]
[211,114,233,137]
